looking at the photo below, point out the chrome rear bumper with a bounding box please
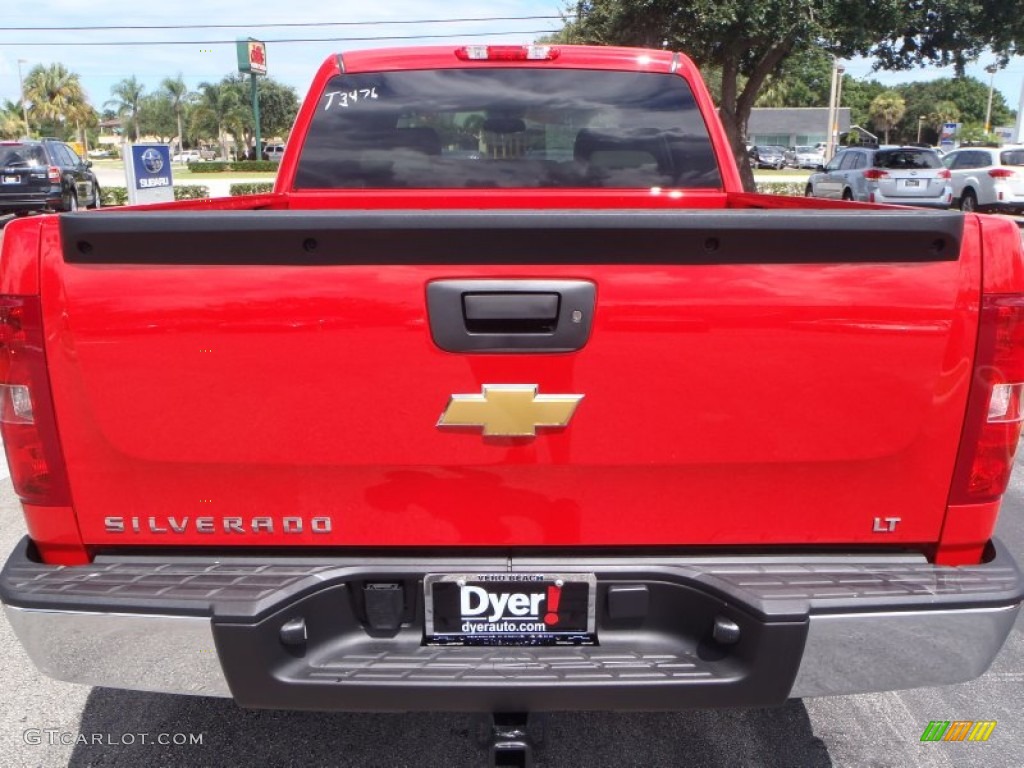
[2,538,1020,708]
[3,606,230,697]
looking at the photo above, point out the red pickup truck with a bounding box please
[1,44,1022,732]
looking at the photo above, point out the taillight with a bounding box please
[863,169,889,180]
[949,295,1024,503]
[0,295,70,505]
[988,168,1015,179]
[455,45,560,61]
[937,168,951,180]
[47,166,61,184]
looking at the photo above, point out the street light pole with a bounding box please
[825,60,840,162]
[984,63,998,134]
[16,59,31,138]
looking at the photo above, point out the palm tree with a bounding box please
[869,91,907,144]
[23,63,89,139]
[191,82,247,160]
[755,78,790,108]
[161,75,190,152]
[0,100,25,139]
[928,100,961,140]
[106,76,145,142]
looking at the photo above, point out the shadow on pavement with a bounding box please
[69,689,831,768]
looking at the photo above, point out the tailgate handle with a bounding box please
[427,279,596,353]
[462,292,560,333]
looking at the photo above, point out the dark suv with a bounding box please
[0,138,101,215]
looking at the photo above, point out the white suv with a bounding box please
[942,145,1024,213]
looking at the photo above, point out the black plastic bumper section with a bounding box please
[2,538,1021,712]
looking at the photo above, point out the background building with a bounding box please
[747,107,852,147]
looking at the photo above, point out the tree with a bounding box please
[23,63,90,141]
[838,76,886,131]
[219,74,299,155]
[191,82,248,160]
[0,100,25,139]
[160,75,191,152]
[137,93,177,142]
[958,123,992,143]
[929,100,961,127]
[923,99,961,144]
[107,76,145,142]
[552,1,1024,189]
[755,48,834,108]
[254,78,300,140]
[869,91,906,143]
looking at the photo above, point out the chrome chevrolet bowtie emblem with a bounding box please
[437,385,583,437]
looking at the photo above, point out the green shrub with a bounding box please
[755,181,807,197]
[231,161,278,172]
[174,185,210,200]
[97,186,208,206]
[184,161,276,173]
[230,183,275,196]
[186,162,229,173]
[100,186,129,206]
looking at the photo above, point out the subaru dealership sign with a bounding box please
[125,144,174,205]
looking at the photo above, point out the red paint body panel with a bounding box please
[22,503,88,564]
[40,217,980,549]
[0,216,42,295]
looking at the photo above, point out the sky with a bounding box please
[1,1,1023,120]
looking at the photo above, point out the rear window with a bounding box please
[295,69,721,189]
[0,144,47,167]
[873,149,942,170]
[1000,149,1024,166]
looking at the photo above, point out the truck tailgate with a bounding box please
[45,209,977,549]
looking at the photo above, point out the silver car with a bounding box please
[793,146,824,169]
[805,147,952,208]
[942,145,1024,213]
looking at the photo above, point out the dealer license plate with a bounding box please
[1,175,19,185]
[424,573,597,645]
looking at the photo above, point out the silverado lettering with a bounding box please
[103,516,333,534]
[0,44,1021,737]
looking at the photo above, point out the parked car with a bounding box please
[749,145,786,169]
[941,145,1024,213]
[793,146,825,169]
[172,150,202,163]
[804,146,952,208]
[0,138,101,215]
[264,144,286,162]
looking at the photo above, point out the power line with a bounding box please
[0,14,563,32]
[7,29,559,47]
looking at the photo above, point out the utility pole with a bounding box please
[917,116,926,143]
[17,59,31,137]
